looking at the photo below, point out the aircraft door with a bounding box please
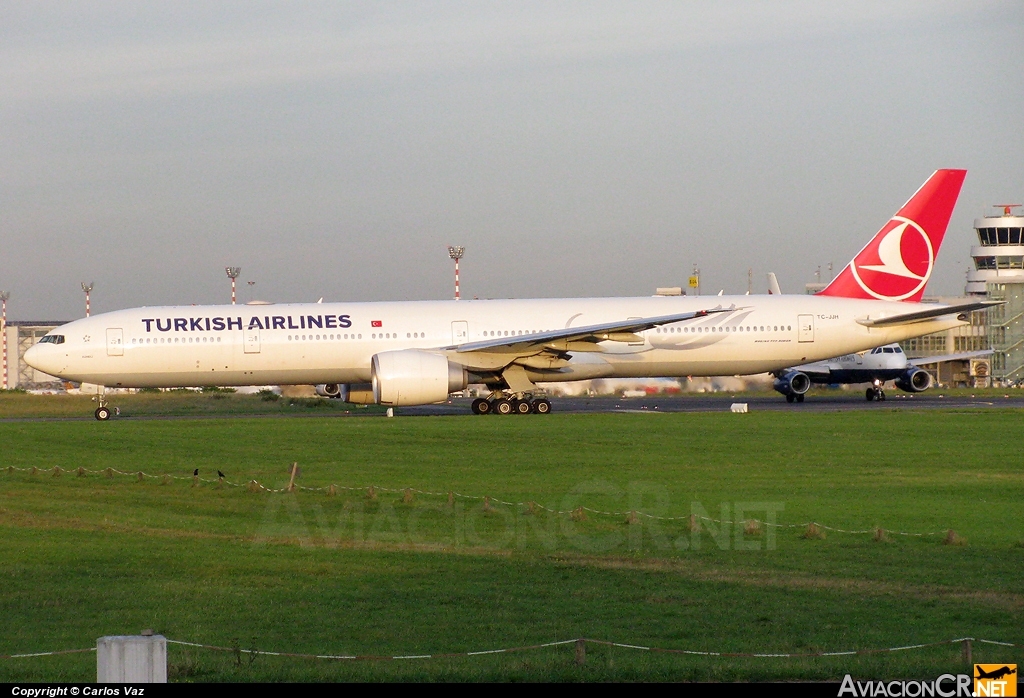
[244,326,261,354]
[106,328,124,356]
[798,314,814,343]
[451,321,468,345]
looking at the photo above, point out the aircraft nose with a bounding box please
[24,343,63,377]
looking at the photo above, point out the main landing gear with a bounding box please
[471,393,552,415]
[785,393,805,404]
[865,380,886,401]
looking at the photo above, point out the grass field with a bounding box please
[1,398,1022,681]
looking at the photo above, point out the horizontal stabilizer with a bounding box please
[856,300,999,328]
[908,349,993,366]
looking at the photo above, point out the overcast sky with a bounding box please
[2,1,1022,319]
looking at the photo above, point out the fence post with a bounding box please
[288,462,298,492]
[575,638,586,666]
[962,638,972,666]
[97,633,167,683]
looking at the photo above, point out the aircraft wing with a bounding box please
[446,306,737,355]
[856,300,1000,328]
[908,349,993,366]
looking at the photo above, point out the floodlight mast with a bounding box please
[447,246,464,300]
[81,282,93,318]
[225,267,241,305]
[0,291,9,390]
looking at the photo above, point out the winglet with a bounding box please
[818,169,967,303]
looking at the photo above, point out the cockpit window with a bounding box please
[894,346,903,353]
[883,347,895,353]
[871,348,881,354]
[38,335,65,344]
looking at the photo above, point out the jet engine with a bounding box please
[315,383,341,398]
[894,367,932,393]
[773,370,811,397]
[371,350,468,406]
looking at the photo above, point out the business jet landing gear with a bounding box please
[865,381,886,401]
[472,392,552,415]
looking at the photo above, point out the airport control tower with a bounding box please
[966,205,1024,384]
[966,205,1024,295]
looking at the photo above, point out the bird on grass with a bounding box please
[193,468,198,476]
[218,470,225,479]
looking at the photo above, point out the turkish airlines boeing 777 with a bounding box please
[26,169,994,419]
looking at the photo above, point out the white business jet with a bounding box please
[27,169,995,419]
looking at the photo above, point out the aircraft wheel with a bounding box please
[878,391,886,401]
[786,394,796,403]
[796,394,804,403]
[532,399,552,414]
[514,399,532,415]
[471,398,491,415]
[494,398,513,415]
[94,407,111,421]
[865,388,875,401]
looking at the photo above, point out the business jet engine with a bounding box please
[372,350,468,406]
[315,383,341,398]
[773,370,811,397]
[894,366,932,393]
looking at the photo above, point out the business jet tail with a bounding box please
[817,169,967,303]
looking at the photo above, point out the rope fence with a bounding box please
[3,464,966,539]
[2,636,1020,663]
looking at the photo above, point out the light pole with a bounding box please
[0,291,9,390]
[447,246,465,300]
[225,267,241,305]
[81,282,93,317]
[247,280,255,303]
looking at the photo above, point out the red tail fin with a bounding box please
[818,169,966,302]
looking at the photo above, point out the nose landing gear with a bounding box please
[92,388,120,420]
[865,381,886,401]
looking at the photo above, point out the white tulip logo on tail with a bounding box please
[849,216,933,301]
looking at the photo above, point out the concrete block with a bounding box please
[97,635,167,683]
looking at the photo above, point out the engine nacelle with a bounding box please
[371,350,468,406]
[315,383,341,398]
[773,370,811,397]
[894,367,932,393]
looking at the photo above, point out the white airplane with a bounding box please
[27,169,996,420]
[772,344,992,403]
